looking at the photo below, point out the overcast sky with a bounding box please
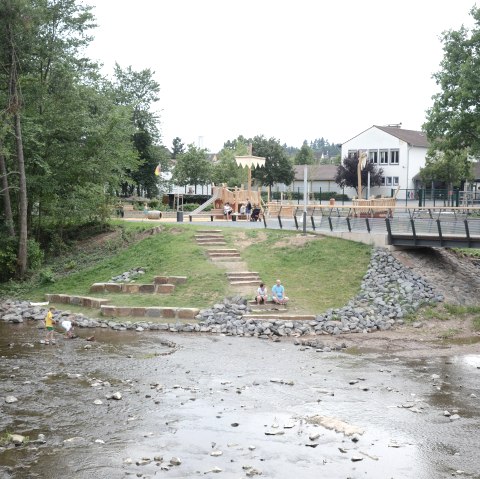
[86,0,476,152]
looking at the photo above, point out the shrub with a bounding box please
[0,236,44,282]
[182,203,200,212]
[39,268,56,284]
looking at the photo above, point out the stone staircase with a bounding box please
[195,230,226,246]
[227,272,260,286]
[207,249,242,261]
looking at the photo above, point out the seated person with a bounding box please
[256,283,268,305]
[223,202,233,220]
[250,206,261,221]
[239,204,246,215]
[271,279,289,305]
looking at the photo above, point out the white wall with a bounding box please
[341,127,428,199]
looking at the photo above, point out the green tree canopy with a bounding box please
[212,142,248,187]
[419,149,473,189]
[251,135,294,188]
[294,141,315,165]
[113,64,161,198]
[172,144,211,192]
[424,6,480,158]
[0,0,153,279]
[171,137,185,159]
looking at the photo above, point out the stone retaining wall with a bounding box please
[44,294,110,308]
[100,305,199,319]
[90,276,186,295]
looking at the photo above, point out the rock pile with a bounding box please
[0,248,442,338]
[110,267,146,283]
[194,249,442,337]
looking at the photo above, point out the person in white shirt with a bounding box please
[256,283,268,304]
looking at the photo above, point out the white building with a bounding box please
[341,125,430,199]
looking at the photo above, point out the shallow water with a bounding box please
[1,321,479,478]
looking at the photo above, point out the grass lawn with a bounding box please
[1,223,372,314]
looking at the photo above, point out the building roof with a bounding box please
[294,164,338,181]
[342,125,430,148]
[374,125,430,148]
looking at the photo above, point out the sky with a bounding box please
[85,0,477,152]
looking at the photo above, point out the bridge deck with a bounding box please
[269,207,480,248]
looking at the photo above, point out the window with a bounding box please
[379,149,388,164]
[368,150,378,164]
[385,177,392,186]
[380,176,386,186]
[390,149,399,165]
[392,176,399,186]
[348,150,357,158]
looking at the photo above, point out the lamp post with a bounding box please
[303,164,308,235]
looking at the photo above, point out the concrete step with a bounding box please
[196,230,222,233]
[197,238,225,244]
[227,271,259,277]
[197,241,227,245]
[242,314,316,321]
[195,235,225,240]
[209,253,241,258]
[229,275,261,281]
[210,256,242,262]
[248,308,289,314]
[208,249,239,254]
[230,280,261,286]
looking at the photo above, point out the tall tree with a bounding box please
[0,0,33,277]
[172,144,211,193]
[0,0,141,281]
[113,64,161,198]
[419,149,473,191]
[212,141,248,187]
[251,136,295,194]
[334,153,384,197]
[424,6,480,159]
[171,137,185,159]
[294,141,315,165]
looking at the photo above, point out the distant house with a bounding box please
[291,165,342,195]
[341,125,430,199]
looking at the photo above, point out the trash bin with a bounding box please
[231,214,237,222]
[176,211,184,222]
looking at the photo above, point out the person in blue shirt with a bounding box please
[271,279,289,305]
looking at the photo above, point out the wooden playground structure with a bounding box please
[212,185,263,213]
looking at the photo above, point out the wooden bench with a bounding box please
[189,208,229,222]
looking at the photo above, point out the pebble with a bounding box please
[10,434,26,445]
[5,396,18,404]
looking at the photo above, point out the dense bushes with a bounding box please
[0,236,44,282]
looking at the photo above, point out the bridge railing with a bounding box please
[278,206,480,247]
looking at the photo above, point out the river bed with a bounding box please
[1,321,479,479]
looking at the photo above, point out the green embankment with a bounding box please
[2,223,372,314]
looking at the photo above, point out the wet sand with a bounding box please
[1,321,480,479]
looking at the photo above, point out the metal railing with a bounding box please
[268,206,480,248]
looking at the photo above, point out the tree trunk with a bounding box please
[0,143,15,237]
[14,111,28,279]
